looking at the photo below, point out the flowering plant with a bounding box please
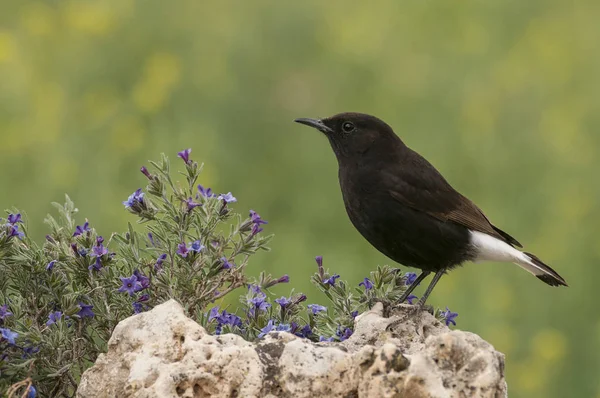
[0,149,456,397]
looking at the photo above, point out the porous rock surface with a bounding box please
[77,300,506,398]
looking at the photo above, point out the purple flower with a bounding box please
[217,192,237,203]
[189,240,204,253]
[176,242,189,257]
[0,304,12,321]
[249,210,268,226]
[319,336,335,342]
[46,260,57,271]
[307,304,327,315]
[208,307,220,322]
[77,303,94,318]
[220,257,234,269]
[264,274,290,288]
[138,294,150,302]
[275,296,291,308]
[251,223,264,236]
[0,328,18,345]
[90,237,108,257]
[123,189,145,209]
[118,275,142,296]
[26,386,36,398]
[89,257,103,272]
[337,326,353,341]
[7,213,22,224]
[440,307,458,326]
[248,292,271,313]
[404,272,418,286]
[294,294,307,304]
[351,310,359,318]
[405,294,418,304]
[148,233,156,246]
[197,185,215,198]
[155,254,167,271]
[184,197,201,212]
[133,270,150,291]
[140,166,151,179]
[315,255,324,279]
[9,225,24,239]
[323,274,340,286]
[133,302,144,314]
[177,148,192,164]
[276,324,291,332]
[359,277,374,290]
[46,311,62,326]
[296,325,312,338]
[73,221,90,237]
[22,346,39,358]
[258,320,275,338]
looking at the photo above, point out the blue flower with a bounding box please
[133,270,150,291]
[359,277,374,290]
[123,189,145,209]
[184,197,201,211]
[0,328,18,345]
[275,296,291,308]
[177,148,192,164]
[323,274,340,286]
[197,185,215,198]
[46,311,62,326]
[155,254,167,271]
[217,192,237,203]
[315,256,323,268]
[73,221,91,237]
[336,326,353,341]
[351,310,359,318]
[440,307,458,326]
[251,223,264,236]
[208,307,220,322]
[249,210,268,226]
[258,320,275,338]
[404,272,418,286]
[118,275,142,296]
[46,260,57,271]
[89,257,103,272]
[133,302,144,314]
[0,304,13,320]
[148,232,156,246]
[276,324,291,332]
[296,325,312,338]
[9,225,24,239]
[22,346,39,358]
[77,303,94,318]
[7,213,22,224]
[90,236,108,257]
[176,242,189,257]
[220,257,234,269]
[26,385,36,398]
[405,294,418,305]
[319,336,335,342]
[189,240,204,253]
[307,304,327,315]
[137,294,150,302]
[211,309,242,334]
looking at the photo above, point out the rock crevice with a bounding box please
[77,300,506,398]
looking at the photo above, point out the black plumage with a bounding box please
[295,113,567,306]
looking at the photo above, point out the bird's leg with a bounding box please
[397,271,431,304]
[415,269,445,308]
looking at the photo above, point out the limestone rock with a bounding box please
[77,300,506,398]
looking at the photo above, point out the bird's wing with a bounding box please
[386,151,522,248]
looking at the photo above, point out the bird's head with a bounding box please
[294,112,402,160]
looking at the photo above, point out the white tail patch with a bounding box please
[469,231,549,277]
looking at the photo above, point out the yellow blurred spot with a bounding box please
[457,21,489,55]
[33,81,65,143]
[83,85,121,125]
[513,359,547,394]
[50,158,78,189]
[64,1,115,35]
[132,52,181,113]
[484,324,516,354]
[532,329,567,362]
[0,31,16,63]
[20,2,57,37]
[110,115,145,153]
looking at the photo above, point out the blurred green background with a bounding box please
[1,1,599,396]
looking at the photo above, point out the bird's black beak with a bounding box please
[294,118,333,134]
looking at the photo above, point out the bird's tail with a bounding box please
[515,252,568,287]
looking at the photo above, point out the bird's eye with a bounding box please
[342,122,355,132]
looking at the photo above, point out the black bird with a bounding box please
[295,113,567,307]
